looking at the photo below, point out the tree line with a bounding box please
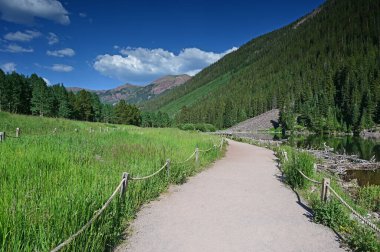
[0,70,143,125]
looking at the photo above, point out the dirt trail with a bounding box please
[115,140,346,252]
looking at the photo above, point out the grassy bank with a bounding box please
[276,146,380,252]
[0,112,223,251]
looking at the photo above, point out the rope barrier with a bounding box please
[129,162,168,181]
[198,147,213,152]
[295,170,380,234]
[296,169,322,184]
[172,151,196,165]
[277,149,380,235]
[51,178,126,252]
[327,185,380,234]
[49,137,224,251]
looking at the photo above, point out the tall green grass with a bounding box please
[0,112,223,251]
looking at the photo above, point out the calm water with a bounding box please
[289,135,380,186]
[288,135,380,162]
[344,169,380,186]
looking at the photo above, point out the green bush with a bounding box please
[347,225,380,252]
[177,123,216,132]
[311,199,350,230]
[282,149,315,189]
[357,185,380,212]
[178,123,196,131]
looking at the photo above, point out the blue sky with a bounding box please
[0,0,325,89]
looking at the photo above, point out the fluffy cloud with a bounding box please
[0,0,70,25]
[4,30,41,42]
[47,48,75,57]
[47,32,59,45]
[1,44,33,53]
[94,47,238,83]
[51,64,73,72]
[42,77,51,85]
[0,62,16,72]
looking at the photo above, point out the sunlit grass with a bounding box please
[0,112,223,251]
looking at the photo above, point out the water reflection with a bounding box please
[344,169,380,186]
[288,135,380,162]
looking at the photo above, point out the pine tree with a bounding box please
[30,74,51,116]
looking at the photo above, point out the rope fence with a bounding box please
[51,178,127,252]
[328,185,380,234]
[49,137,226,251]
[129,162,169,181]
[294,168,380,235]
[296,169,322,185]
[275,150,380,235]
[172,151,196,165]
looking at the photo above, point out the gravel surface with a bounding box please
[115,140,346,252]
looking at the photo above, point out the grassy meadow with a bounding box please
[0,112,223,251]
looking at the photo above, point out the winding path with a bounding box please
[115,140,346,252]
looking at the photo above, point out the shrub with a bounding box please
[347,225,380,252]
[178,123,195,131]
[357,185,380,212]
[311,199,350,230]
[282,149,315,189]
[177,123,216,132]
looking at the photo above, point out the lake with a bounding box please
[288,135,380,162]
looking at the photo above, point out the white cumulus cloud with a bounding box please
[47,32,59,45]
[47,48,75,57]
[93,47,238,83]
[1,62,16,72]
[1,43,33,53]
[51,64,73,72]
[4,30,41,42]
[42,77,51,85]
[0,0,70,25]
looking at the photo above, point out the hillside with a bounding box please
[142,0,380,133]
[68,74,191,105]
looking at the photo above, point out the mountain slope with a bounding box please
[143,0,380,132]
[67,74,191,105]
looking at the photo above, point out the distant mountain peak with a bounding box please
[151,74,191,95]
[66,74,191,104]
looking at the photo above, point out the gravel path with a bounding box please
[115,140,346,252]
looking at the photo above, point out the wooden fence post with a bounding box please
[166,159,171,178]
[321,178,331,203]
[195,147,199,163]
[16,128,20,138]
[284,151,288,162]
[0,132,5,142]
[313,163,317,173]
[120,172,129,199]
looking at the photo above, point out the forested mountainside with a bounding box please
[143,0,380,133]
